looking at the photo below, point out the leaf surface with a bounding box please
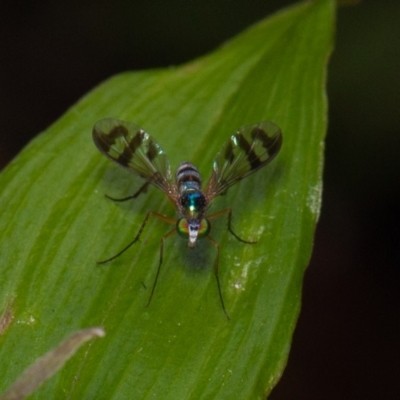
[0,1,334,398]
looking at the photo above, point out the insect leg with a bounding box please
[206,235,230,321]
[207,208,257,244]
[105,181,151,202]
[146,228,177,308]
[97,211,175,264]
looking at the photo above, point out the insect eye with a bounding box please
[177,218,189,238]
[197,219,211,238]
[176,219,210,238]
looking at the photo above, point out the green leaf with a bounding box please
[0,328,104,400]
[0,0,334,398]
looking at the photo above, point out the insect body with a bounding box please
[93,118,282,319]
[174,161,211,246]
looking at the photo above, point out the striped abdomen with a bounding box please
[175,162,202,192]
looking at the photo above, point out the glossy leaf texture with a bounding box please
[0,1,334,398]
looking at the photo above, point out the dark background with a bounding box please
[1,1,399,398]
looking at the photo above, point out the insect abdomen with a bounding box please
[176,162,202,192]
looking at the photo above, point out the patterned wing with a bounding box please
[205,121,282,200]
[93,118,177,198]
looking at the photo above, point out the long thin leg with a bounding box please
[206,235,230,321]
[97,211,176,264]
[105,181,151,202]
[146,228,177,307]
[207,208,257,244]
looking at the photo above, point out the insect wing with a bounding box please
[205,121,282,199]
[93,118,175,196]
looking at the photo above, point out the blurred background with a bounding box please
[1,0,398,398]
